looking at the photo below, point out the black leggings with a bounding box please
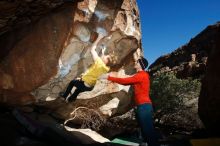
[62,79,93,102]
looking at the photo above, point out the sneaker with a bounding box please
[66,94,78,103]
[65,97,70,103]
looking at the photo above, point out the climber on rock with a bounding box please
[59,33,116,102]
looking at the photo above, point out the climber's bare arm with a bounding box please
[90,33,104,61]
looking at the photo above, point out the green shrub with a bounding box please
[150,72,201,113]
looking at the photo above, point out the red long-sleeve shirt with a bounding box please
[108,71,152,105]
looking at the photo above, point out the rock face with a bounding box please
[0,3,76,105]
[198,22,220,135]
[0,0,141,131]
[0,0,141,104]
[0,0,64,36]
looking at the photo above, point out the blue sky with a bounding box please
[137,0,220,65]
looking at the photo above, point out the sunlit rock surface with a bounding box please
[0,0,141,104]
[0,0,141,132]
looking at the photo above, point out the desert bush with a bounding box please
[150,72,201,114]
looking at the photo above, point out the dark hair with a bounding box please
[138,57,148,70]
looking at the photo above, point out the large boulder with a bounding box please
[0,0,142,133]
[198,22,220,135]
[0,0,141,104]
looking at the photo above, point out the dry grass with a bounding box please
[64,106,107,130]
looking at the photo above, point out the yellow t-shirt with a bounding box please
[82,57,110,86]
